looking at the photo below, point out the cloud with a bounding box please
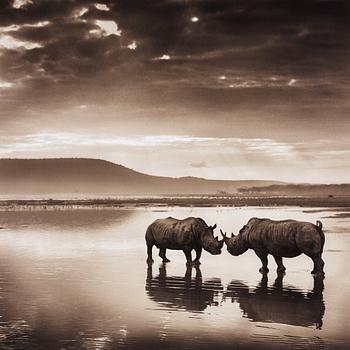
[127,40,137,50]
[1,132,349,182]
[0,133,298,160]
[12,0,32,9]
[190,161,208,168]
[0,21,50,50]
[153,54,171,60]
[95,4,110,12]
[90,20,121,36]
[0,33,42,49]
[0,80,14,88]
[74,7,89,19]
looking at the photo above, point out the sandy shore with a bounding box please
[0,196,350,210]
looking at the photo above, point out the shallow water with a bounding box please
[0,206,349,349]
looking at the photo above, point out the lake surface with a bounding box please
[0,206,349,349]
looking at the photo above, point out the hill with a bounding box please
[0,158,284,196]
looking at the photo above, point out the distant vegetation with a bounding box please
[238,184,350,197]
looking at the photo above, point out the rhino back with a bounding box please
[245,219,322,256]
[149,217,200,249]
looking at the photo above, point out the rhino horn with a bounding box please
[212,223,217,230]
[220,229,229,244]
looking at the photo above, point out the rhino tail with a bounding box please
[316,220,325,253]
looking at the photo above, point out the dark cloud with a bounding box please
[0,0,349,142]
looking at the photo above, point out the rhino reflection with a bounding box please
[146,264,223,312]
[225,274,325,329]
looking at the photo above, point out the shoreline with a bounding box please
[1,196,350,210]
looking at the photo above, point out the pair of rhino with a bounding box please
[145,216,325,277]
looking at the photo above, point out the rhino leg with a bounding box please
[146,244,154,264]
[273,255,286,274]
[193,247,202,265]
[255,251,269,274]
[159,248,170,263]
[183,249,193,265]
[310,254,325,277]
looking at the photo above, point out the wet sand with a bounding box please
[0,195,350,211]
[0,206,349,349]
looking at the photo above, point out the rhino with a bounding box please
[146,264,223,312]
[221,217,325,277]
[225,274,324,329]
[145,217,224,265]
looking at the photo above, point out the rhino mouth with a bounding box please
[210,248,222,255]
[227,248,238,256]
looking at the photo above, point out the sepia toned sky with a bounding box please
[0,0,349,182]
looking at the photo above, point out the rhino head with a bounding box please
[221,226,249,256]
[201,224,224,255]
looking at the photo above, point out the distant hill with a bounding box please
[238,184,350,197]
[0,158,284,196]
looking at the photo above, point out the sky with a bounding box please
[0,0,349,182]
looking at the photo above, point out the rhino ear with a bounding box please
[212,224,217,230]
[231,232,235,238]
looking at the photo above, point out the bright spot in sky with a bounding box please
[154,54,171,60]
[127,41,137,50]
[75,7,88,18]
[219,75,227,80]
[191,17,199,22]
[90,20,122,36]
[95,3,110,11]
[0,21,49,50]
[32,21,50,27]
[0,80,14,89]
[0,22,49,32]
[0,33,42,50]
[0,24,20,32]
[12,0,32,9]
[288,79,297,86]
